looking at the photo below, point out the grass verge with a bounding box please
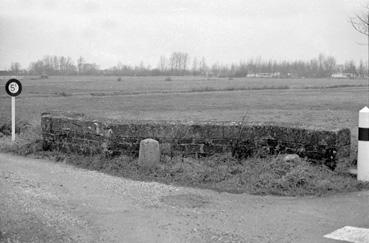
[1,128,368,197]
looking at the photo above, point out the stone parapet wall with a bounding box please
[41,111,350,169]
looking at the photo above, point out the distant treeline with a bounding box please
[5,52,367,78]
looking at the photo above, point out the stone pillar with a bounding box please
[358,106,369,181]
[138,139,160,168]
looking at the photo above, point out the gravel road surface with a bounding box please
[1,153,369,242]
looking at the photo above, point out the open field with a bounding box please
[0,75,367,158]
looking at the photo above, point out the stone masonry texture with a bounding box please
[41,111,351,169]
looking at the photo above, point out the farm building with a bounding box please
[331,73,355,79]
[246,72,281,78]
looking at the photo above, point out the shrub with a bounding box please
[0,125,43,155]
[40,74,48,79]
[0,120,31,135]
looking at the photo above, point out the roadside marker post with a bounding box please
[5,79,22,142]
[358,106,369,181]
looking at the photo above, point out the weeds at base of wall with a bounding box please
[0,121,32,136]
[0,125,43,155]
[1,130,368,196]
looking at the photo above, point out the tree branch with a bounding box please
[351,18,368,35]
[355,13,369,25]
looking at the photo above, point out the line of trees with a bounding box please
[4,53,368,78]
[29,56,77,75]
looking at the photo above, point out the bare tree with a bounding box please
[192,57,198,74]
[182,53,188,72]
[77,56,85,74]
[351,5,369,71]
[158,56,167,72]
[168,52,189,75]
[351,5,369,36]
[351,4,369,102]
[199,57,208,75]
[10,62,21,75]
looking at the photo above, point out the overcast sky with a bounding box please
[0,0,368,69]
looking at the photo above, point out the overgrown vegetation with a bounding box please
[0,127,367,197]
[0,121,32,136]
[0,125,43,156]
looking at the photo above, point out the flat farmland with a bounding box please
[0,75,367,153]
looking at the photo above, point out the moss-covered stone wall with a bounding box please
[41,111,350,169]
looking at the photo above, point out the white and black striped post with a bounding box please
[358,106,369,181]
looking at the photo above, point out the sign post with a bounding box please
[11,96,15,141]
[5,79,22,142]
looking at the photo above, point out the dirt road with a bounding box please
[1,153,368,242]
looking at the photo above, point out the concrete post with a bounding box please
[358,106,369,181]
[138,139,160,168]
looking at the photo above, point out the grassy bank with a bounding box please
[1,127,367,197]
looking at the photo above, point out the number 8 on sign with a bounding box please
[5,79,22,97]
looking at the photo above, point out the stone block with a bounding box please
[161,143,172,155]
[223,124,240,139]
[138,139,160,168]
[135,124,155,138]
[212,139,229,145]
[336,145,350,159]
[41,117,52,132]
[178,138,193,144]
[238,126,256,140]
[193,138,211,144]
[172,144,187,152]
[109,124,130,137]
[336,128,351,146]
[191,124,223,139]
[203,144,225,154]
[174,124,196,138]
[185,144,201,154]
[151,123,177,138]
[317,131,337,146]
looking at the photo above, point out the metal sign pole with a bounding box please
[11,96,15,142]
[5,79,22,142]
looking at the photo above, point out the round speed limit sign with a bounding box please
[5,79,22,97]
